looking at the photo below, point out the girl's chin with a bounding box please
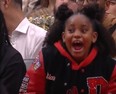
[71,53,83,59]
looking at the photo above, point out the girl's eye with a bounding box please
[68,29,75,33]
[81,28,88,33]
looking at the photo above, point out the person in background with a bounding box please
[105,0,116,16]
[112,30,116,58]
[76,0,116,58]
[22,0,38,16]
[103,0,116,58]
[76,0,98,9]
[0,10,26,94]
[54,0,79,13]
[0,0,47,69]
[103,0,116,30]
[28,0,79,31]
[55,0,69,9]
[76,0,106,10]
[0,81,8,94]
[28,0,55,31]
[20,4,116,94]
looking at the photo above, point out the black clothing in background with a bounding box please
[0,81,8,94]
[0,44,26,94]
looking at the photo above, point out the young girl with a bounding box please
[20,4,116,94]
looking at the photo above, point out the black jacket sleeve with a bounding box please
[0,45,26,94]
[0,81,8,94]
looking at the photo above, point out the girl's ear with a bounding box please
[92,32,98,43]
[62,32,65,43]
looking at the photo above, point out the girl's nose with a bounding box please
[73,31,82,38]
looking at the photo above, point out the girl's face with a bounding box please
[62,14,98,62]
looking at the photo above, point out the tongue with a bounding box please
[73,45,82,50]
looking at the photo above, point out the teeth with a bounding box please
[75,41,80,43]
[73,40,81,44]
[77,41,80,43]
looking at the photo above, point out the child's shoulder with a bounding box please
[103,56,116,68]
[96,55,116,68]
[106,56,116,63]
[42,45,60,59]
[42,45,57,52]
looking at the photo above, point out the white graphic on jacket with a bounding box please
[46,72,56,81]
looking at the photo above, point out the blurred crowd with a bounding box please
[23,0,116,46]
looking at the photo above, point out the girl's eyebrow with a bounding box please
[67,23,75,27]
[81,23,89,27]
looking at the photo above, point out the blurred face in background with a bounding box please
[106,0,116,16]
[55,0,69,10]
[68,0,79,12]
[76,0,99,9]
[54,0,78,13]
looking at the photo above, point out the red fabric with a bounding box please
[26,51,46,94]
[108,65,116,94]
[21,41,116,94]
[54,41,98,70]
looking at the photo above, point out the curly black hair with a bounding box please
[80,4,116,56]
[43,3,116,57]
[43,4,73,46]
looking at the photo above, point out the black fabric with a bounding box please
[0,81,8,94]
[42,45,116,94]
[0,44,26,94]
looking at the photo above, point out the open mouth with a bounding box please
[72,40,83,52]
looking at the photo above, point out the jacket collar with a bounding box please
[54,41,98,70]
